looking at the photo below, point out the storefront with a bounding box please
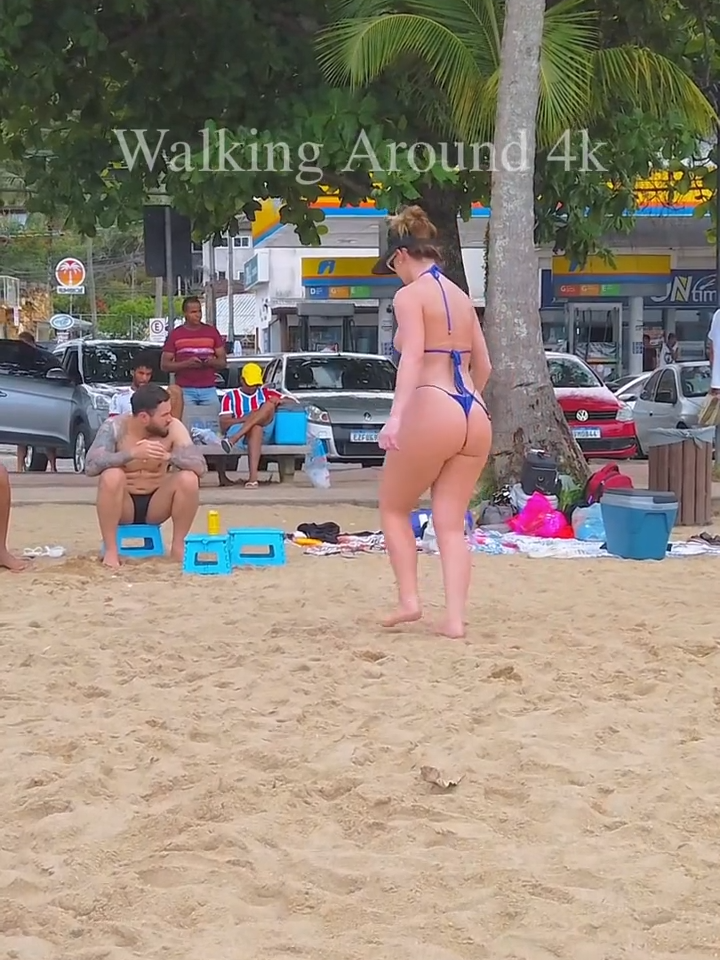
[537,255,716,377]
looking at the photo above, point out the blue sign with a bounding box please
[649,270,716,306]
[541,268,719,310]
[243,255,259,289]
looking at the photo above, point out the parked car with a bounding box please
[0,338,93,471]
[606,372,652,411]
[262,352,396,465]
[632,361,711,456]
[9,339,172,473]
[546,351,637,458]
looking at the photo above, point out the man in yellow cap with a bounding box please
[218,362,283,488]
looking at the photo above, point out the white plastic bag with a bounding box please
[304,437,330,489]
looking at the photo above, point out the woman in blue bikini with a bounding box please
[374,206,492,638]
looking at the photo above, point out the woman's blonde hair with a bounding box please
[388,205,441,261]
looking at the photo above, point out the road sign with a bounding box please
[49,313,75,331]
[55,257,86,294]
[148,317,167,343]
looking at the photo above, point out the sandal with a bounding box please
[23,545,66,558]
[244,481,259,489]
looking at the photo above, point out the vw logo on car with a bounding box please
[576,409,589,422]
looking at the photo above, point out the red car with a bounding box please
[546,352,637,459]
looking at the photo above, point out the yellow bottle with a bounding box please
[208,510,221,536]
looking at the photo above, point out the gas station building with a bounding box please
[241,176,715,378]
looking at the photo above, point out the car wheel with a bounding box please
[72,424,88,472]
[26,447,49,472]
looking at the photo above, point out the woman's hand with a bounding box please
[378,415,401,451]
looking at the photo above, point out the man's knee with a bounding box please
[97,468,126,493]
[175,470,200,494]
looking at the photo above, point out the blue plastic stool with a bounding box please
[101,524,164,559]
[182,534,232,575]
[228,528,286,567]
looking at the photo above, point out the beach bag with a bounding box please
[508,492,573,538]
[584,463,633,504]
[698,393,720,427]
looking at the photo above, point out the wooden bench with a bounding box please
[182,402,308,483]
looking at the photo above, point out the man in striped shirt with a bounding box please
[219,362,283,488]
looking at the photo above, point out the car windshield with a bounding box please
[680,364,711,398]
[82,344,169,384]
[609,375,640,391]
[547,358,601,389]
[285,356,397,391]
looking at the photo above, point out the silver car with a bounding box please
[607,372,652,410]
[262,352,396,465]
[632,362,711,455]
[0,337,91,471]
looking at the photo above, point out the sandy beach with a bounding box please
[1,502,720,959]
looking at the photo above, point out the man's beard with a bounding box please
[146,423,169,438]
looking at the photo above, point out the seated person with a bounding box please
[219,362,283,489]
[109,351,183,420]
[85,383,206,568]
[0,465,27,571]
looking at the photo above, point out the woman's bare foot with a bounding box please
[0,548,29,572]
[435,616,465,639]
[169,544,184,562]
[102,551,121,569]
[381,602,422,628]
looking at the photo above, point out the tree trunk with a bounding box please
[483,0,589,487]
[418,183,468,293]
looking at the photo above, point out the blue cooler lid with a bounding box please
[603,488,677,503]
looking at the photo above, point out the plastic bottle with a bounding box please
[208,510,221,536]
[422,516,438,553]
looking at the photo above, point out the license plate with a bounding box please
[573,427,602,439]
[350,430,379,442]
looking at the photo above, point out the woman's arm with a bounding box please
[470,310,492,392]
[388,287,425,421]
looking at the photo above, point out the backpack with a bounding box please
[584,463,633,504]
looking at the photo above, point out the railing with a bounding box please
[0,274,20,307]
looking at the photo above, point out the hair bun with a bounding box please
[389,205,437,240]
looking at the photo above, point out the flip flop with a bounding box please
[244,481,259,489]
[23,545,66,558]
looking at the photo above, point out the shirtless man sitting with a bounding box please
[85,383,206,567]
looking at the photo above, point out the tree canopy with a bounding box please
[0,0,715,271]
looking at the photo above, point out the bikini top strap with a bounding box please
[421,263,452,334]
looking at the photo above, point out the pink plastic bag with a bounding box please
[508,492,573,538]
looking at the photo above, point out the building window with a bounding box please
[233,235,250,247]
[191,242,203,252]
[218,271,226,279]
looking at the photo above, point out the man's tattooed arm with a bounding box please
[169,444,208,476]
[84,419,132,476]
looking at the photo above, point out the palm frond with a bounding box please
[317,14,489,139]
[593,47,716,135]
[536,0,597,144]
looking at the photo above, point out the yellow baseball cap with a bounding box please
[242,362,263,386]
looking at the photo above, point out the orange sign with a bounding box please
[55,257,86,288]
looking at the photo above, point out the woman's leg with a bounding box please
[379,392,466,627]
[430,408,491,639]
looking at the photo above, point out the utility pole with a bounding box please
[227,228,235,346]
[154,277,163,317]
[86,236,97,334]
[164,205,174,327]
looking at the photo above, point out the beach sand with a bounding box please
[2,502,720,959]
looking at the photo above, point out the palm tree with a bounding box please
[318,0,713,146]
[318,0,714,484]
[483,0,589,483]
